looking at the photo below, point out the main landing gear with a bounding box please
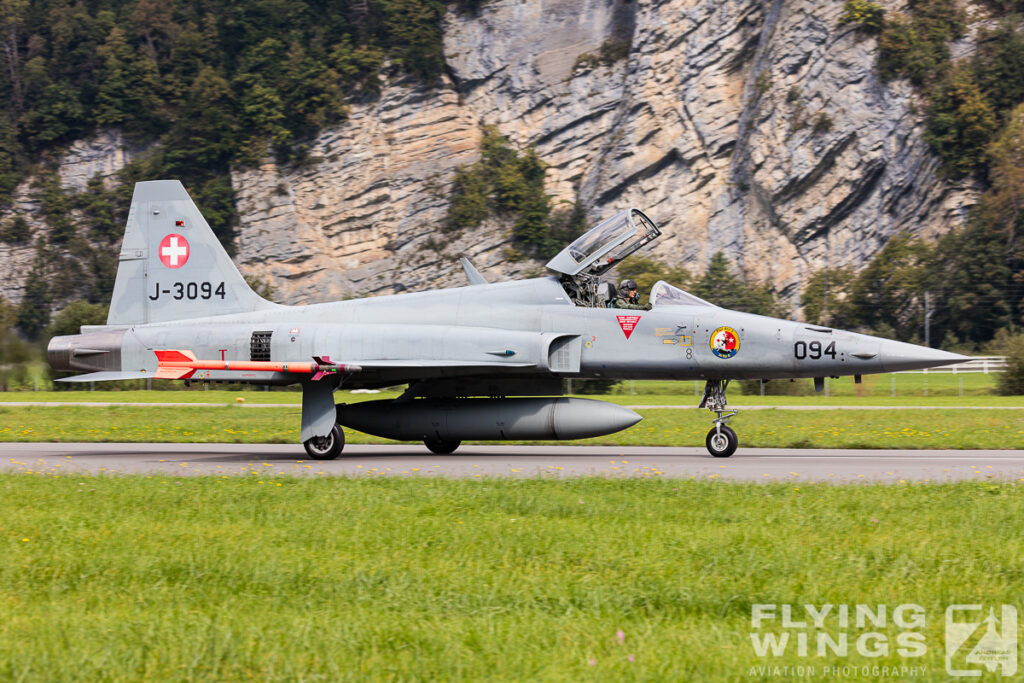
[303,424,345,460]
[424,438,461,455]
[700,380,738,457]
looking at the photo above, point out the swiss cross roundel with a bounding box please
[159,233,190,269]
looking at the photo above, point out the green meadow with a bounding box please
[0,369,1008,404]
[0,371,1021,449]
[2,404,1023,449]
[0,476,1020,681]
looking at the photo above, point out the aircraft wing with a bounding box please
[56,371,152,382]
[352,360,535,369]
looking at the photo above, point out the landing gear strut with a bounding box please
[700,380,738,457]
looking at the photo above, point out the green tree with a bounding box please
[378,0,447,82]
[923,65,999,177]
[801,267,857,328]
[546,200,589,249]
[994,331,1024,395]
[877,0,964,86]
[981,103,1024,244]
[16,254,50,340]
[174,66,236,169]
[95,25,164,139]
[692,252,785,316]
[848,233,932,341]
[19,77,86,147]
[446,166,489,231]
[618,256,693,303]
[1,214,30,242]
[972,20,1024,118]
[0,295,30,391]
[129,0,177,70]
[73,176,120,242]
[444,128,562,257]
[509,148,554,255]
[0,0,29,113]
[31,170,74,244]
[928,218,1012,345]
[46,300,108,337]
[0,110,21,206]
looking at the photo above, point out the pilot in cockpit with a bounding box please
[609,279,651,310]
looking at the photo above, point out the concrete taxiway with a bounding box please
[2,443,1023,482]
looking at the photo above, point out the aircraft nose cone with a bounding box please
[879,340,970,373]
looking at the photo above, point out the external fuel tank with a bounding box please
[337,397,642,442]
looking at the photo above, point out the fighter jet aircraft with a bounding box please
[48,180,966,458]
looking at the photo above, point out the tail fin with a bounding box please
[107,180,278,325]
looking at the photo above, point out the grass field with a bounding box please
[0,371,1021,449]
[0,476,1020,681]
[0,370,1019,406]
[2,404,1024,449]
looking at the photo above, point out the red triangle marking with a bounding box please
[616,315,641,340]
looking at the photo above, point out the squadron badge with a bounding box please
[710,326,740,359]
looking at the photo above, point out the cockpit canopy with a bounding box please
[545,208,660,278]
[650,280,717,308]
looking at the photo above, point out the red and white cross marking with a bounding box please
[159,233,190,269]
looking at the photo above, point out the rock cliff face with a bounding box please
[234,0,976,308]
[0,131,138,305]
[2,0,978,311]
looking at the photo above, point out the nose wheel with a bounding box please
[700,380,738,457]
[706,424,737,458]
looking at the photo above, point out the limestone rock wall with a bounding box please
[0,130,136,305]
[234,0,977,308]
[1,1,980,313]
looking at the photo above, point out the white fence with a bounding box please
[898,356,1007,374]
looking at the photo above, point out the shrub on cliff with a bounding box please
[445,127,576,259]
[839,0,885,34]
[923,65,999,178]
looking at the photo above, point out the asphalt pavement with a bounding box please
[2,442,1023,482]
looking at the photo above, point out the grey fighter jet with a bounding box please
[48,181,966,458]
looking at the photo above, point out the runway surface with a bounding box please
[2,442,1024,481]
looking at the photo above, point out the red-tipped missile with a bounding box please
[154,350,360,380]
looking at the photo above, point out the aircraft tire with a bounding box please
[304,425,345,460]
[705,425,737,458]
[424,439,461,455]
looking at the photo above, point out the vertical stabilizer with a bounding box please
[107,180,278,325]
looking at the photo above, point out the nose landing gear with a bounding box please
[700,380,737,457]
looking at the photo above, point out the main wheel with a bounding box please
[424,438,461,455]
[705,425,737,458]
[304,425,344,460]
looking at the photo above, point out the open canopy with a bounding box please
[545,208,661,277]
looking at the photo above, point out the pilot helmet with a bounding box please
[619,279,638,294]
